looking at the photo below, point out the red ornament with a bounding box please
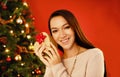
[2,5,7,9]
[1,2,7,10]
[35,33,46,44]
[0,37,7,44]
[35,68,42,75]
[1,66,7,71]
[6,56,11,62]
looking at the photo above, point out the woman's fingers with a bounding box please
[34,42,61,66]
[34,42,40,53]
[43,49,53,59]
[34,42,43,56]
[50,42,60,57]
[43,45,61,65]
[34,42,50,66]
[39,55,50,66]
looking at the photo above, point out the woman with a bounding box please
[34,9,105,77]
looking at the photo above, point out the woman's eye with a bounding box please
[65,25,70,29]
[51,30,58,33]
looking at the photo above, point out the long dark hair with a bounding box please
[48,9,95,51]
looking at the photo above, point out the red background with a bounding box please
[27,0,120,77]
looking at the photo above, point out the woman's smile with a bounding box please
[60,37,70,44]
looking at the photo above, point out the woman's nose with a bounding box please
[59,30,66,38]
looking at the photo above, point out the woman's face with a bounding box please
[50,16,75,50]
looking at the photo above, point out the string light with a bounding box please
[9,16,12,18]
[5,48,10,53]
[10,30,13,34]
[3,45,6,48]
[21,30,25,33]
[23,2,28,7]
[27,35,31,39]
[25,23,29,28]
[10,30,14,36]
[21,62,25,66]
[25,23,30,34]
[13,7,18,14]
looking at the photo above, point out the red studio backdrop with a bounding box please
[27,0,120,77]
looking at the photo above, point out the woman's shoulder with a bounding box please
[88,48,103,55]
[78,48,104,58]
[87,48,103,53]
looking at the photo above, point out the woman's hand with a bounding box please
[34,42,61,67]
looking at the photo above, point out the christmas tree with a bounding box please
[0,0,45,77]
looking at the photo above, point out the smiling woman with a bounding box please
[34,9,106,77]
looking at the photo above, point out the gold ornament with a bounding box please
[14,54,22,61]
[16,16,23,24]
[28,43,34,50]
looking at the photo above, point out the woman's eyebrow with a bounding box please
[51,22,68,30]
[63,23,68,26]
[50,25,58,29]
